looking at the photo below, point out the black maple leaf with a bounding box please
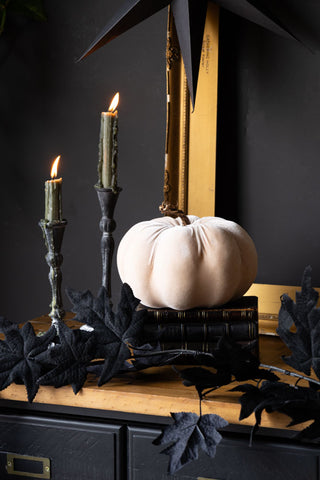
[66,283,147,385]
[234,381,300,419]
[37,321,96,394]
[233,383,264,421]
[277,387,320,442]
[213,337,278,382]
[65,285,111,341]
[232,381,293,443]
[0,317,56,402]
[277,266,320,378]
[153,412,228,474]
[232,382,270,441]
[176,366,232,398]
[232,380,320,443]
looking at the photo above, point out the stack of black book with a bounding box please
[142,296,258,357]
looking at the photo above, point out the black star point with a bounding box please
[80,0,299,107]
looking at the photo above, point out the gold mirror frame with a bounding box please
[164,5,320,335]
[164,3,219,217]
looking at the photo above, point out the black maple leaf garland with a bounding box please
[277,265,320,377]
[0,283,148,399]
[1,268,320,473]
[153,266,320,473]
[229,266,320,446]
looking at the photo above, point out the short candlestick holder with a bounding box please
[39,219,67,328]
[95,186,121,300]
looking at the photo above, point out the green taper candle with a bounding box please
[45,155,62,222]
[98,92,119,191]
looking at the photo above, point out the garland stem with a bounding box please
[133,348,214,359]
[260,363,320,387]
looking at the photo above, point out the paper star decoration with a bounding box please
[80,0,299,107]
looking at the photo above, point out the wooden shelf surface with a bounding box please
[0,316,312,432]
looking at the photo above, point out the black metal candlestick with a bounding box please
[95,187,121,300]
[39,219,67,327]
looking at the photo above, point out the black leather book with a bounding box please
[140,296,258,354]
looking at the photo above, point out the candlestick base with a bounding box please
[39,219,67,328]
[95,186,121,301]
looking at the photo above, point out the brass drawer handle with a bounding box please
[198,477,223,480]
[6,453,50,478]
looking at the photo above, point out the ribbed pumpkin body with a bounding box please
[117,215,258,310]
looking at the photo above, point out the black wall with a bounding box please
[0,0,166,322]
[216,2,320,286]
[1,1,320,324]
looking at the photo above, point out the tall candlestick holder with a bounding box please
[39,219,67,328]
[95,186,121,301]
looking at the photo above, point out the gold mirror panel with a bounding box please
[187,3,219,217]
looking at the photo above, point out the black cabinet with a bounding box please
[0,408,319,480]
[128,426,320,480]
[0,413,122,480]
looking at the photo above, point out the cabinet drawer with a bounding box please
[0,413,122,480]
[128,426,320,480]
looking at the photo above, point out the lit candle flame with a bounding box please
[108,92,120,113]
[50,155,61,179]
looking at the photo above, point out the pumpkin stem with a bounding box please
[159,202,190,226]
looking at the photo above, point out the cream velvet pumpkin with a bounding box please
[117,215,258,310]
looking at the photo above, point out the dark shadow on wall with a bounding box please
[215,10,241,222]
